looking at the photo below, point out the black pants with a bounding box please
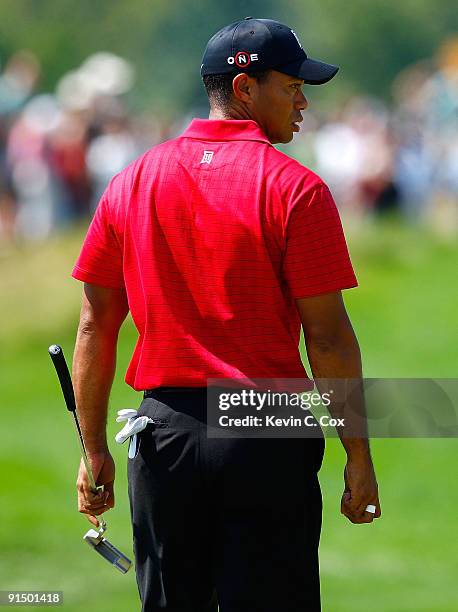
[127,388,325,612]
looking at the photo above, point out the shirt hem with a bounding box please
[71,266,125,289]
[291,280,358,299]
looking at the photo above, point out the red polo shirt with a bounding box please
[72,119,357,391]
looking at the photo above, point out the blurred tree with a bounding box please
[289,0,458,99]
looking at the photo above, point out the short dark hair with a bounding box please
[202,70,271,107]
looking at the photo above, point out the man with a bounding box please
[72,17,381,612]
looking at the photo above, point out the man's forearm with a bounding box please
[72,323,119,453]
[305,326,370,459]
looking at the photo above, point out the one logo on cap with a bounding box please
[200,151,214,164]
[290,30,303,49]
[227,51,259,67]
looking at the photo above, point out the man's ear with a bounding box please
[232,73,254,103]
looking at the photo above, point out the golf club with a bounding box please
[48,343,132,574]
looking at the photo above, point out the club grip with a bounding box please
[48,344,76,413]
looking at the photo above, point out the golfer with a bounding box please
[71,17,381,612]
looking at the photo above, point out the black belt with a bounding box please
[144,387,207,398]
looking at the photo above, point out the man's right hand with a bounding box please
[341,455,381,524]
[76,451,116,527]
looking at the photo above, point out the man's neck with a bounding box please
[208,105,254,122]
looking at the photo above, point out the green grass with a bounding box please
[1,220,457,611]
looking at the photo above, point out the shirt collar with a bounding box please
[181,118,271,144]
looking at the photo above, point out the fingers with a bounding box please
[103,480,115,509]
[77,470,112,517]
[347,514,373,524]
[340,489,350,515]
[341,490,369,521]
[86,513,101,528]
[75,453,116,525]
[343,504,381,524]
[341,490,381,524]
[78,488,110,518]
[374,501,382,518]
[341,502,374,523]
[83,512,107,528]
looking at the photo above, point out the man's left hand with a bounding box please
[341,455,381,524]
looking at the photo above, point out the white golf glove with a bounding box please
[115,409,154,458]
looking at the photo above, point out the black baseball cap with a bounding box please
[201,17,339,85]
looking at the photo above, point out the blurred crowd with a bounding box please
[1,36,458,246]
[0,50,168,245]
[289,36,458,233]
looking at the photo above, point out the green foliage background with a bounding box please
[1,0,458,112]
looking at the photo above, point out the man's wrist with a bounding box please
[84,437,109,455]
[343,438,371,461]
[86,446,109,456]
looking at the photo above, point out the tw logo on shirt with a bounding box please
[200,151,214,164]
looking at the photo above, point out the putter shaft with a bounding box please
[48,344,131,572]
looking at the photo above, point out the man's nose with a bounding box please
[295,90,308,110]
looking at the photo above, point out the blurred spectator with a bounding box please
[391,36,458,232]
[7,94,61,241]
[311,98,396,214]
[0,50,41,115]
[427,37,458,234]
[86,97,139,211]
[391,60,436,219]
[47,110,92,222]
[0,51,147,245]
[0,51,41,245]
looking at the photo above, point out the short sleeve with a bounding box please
[283,183,357,299]
[72,194,124,288]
